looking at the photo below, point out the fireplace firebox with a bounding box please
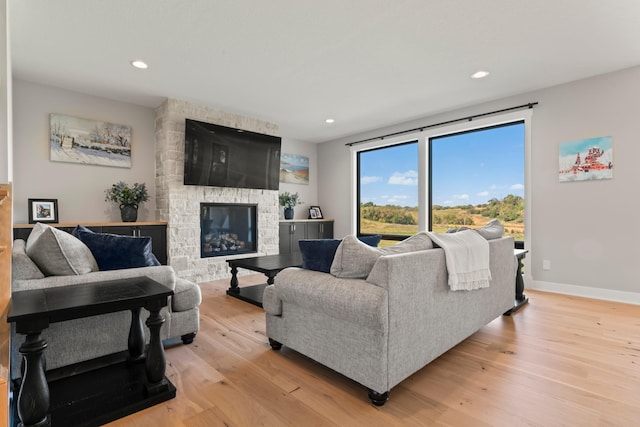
[200,203,257,257]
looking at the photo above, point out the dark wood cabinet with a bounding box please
[13,222,168,264]
[279,220,334,254]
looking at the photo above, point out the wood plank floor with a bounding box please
[109,275,640,427]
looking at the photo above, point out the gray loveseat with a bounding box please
[10,224,201,380]
[264,234,516,405]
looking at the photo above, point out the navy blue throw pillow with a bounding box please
[298,235,381,273]
[72,225,161,271]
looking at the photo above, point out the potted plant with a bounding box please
[279,191,301,219]
[105,181,150,222]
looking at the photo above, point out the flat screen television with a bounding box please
[183,119,281,190]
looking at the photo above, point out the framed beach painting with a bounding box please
[558,136,613,182]
[50,113,132,168]
[280,153,309,185]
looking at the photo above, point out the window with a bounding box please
[357,141,419,244]
[429,122,525,243]
[354,112,529,249]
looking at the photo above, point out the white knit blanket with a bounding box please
[426,230,491,291]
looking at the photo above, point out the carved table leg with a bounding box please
[128,307,145,362]
[18,333,50,427]
[144,307,167,395]
[228,265,239,293]
[266,272,277,286]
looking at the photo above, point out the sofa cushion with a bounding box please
[172,278,202,312]
[298,235,381,273]
[11,239,45,281]
[330,232,433,279]
[26,223,99,276]
[72,225,161,271]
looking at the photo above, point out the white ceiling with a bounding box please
[9,1,640,143]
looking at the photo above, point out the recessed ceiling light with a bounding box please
[325,118,335,124]
[471,70,489,79]
[131,60,148,69]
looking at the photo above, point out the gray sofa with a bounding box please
[264,235,516,405]
[11,229,201,380]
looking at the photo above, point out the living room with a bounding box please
[1,1,640,426]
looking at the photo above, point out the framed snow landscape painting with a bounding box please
[558,136,613,182]
[50,113,132,168]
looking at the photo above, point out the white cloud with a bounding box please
[510,183,524,190]
[443,200,453,205]
[361,176,382,184]
[453,194,469,200]
[477,191,489,197]
[388,170,418,186]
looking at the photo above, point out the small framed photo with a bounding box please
[309,208,318,219]
[311,205,323,219]
[28,198,59,224]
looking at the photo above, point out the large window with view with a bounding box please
[429,121,525,244]
[357,141,419,246]
[356,120,525,247]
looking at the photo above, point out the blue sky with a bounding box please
[359,122,525,207]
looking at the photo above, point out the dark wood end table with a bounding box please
[226,253,303,307]
[504,249,529,315]
[7,276,175,427]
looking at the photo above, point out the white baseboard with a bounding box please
[531,280,640,306]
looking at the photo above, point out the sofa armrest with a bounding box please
[12,265,177,293]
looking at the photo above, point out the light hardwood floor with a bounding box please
[110,275,640,427]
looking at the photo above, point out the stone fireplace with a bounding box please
[155,99,279,283]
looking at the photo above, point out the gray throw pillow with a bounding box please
[26,224,98,276]
[330,232,434,279]
[330,235,384,279]
[476,219,505,240]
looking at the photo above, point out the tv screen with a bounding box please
[184,119,281,190]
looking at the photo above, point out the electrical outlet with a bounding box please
[542,260,551,270]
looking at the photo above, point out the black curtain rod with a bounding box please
[346,102,538,147]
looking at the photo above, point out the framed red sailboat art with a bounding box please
[558,136,613,182]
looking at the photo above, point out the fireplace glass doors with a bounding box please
[200,203,257,257]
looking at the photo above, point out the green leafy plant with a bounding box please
[279,192,302,209]
[105,181,150,207]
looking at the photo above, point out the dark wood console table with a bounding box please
[226,253,302,307]
[7,277,175,427]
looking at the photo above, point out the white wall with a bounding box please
[12,79,156,223]
[318,66,640,303]
[12,79,320,225]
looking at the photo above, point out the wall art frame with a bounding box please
[280,153,309,185]
[50,113,132,168]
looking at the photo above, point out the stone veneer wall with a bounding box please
[155,99,280,283]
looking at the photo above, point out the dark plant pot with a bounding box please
[120,204,138,222]
[284,208,294,220]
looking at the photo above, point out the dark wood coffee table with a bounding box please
[226,253,302,307]
[7,276,175,427]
